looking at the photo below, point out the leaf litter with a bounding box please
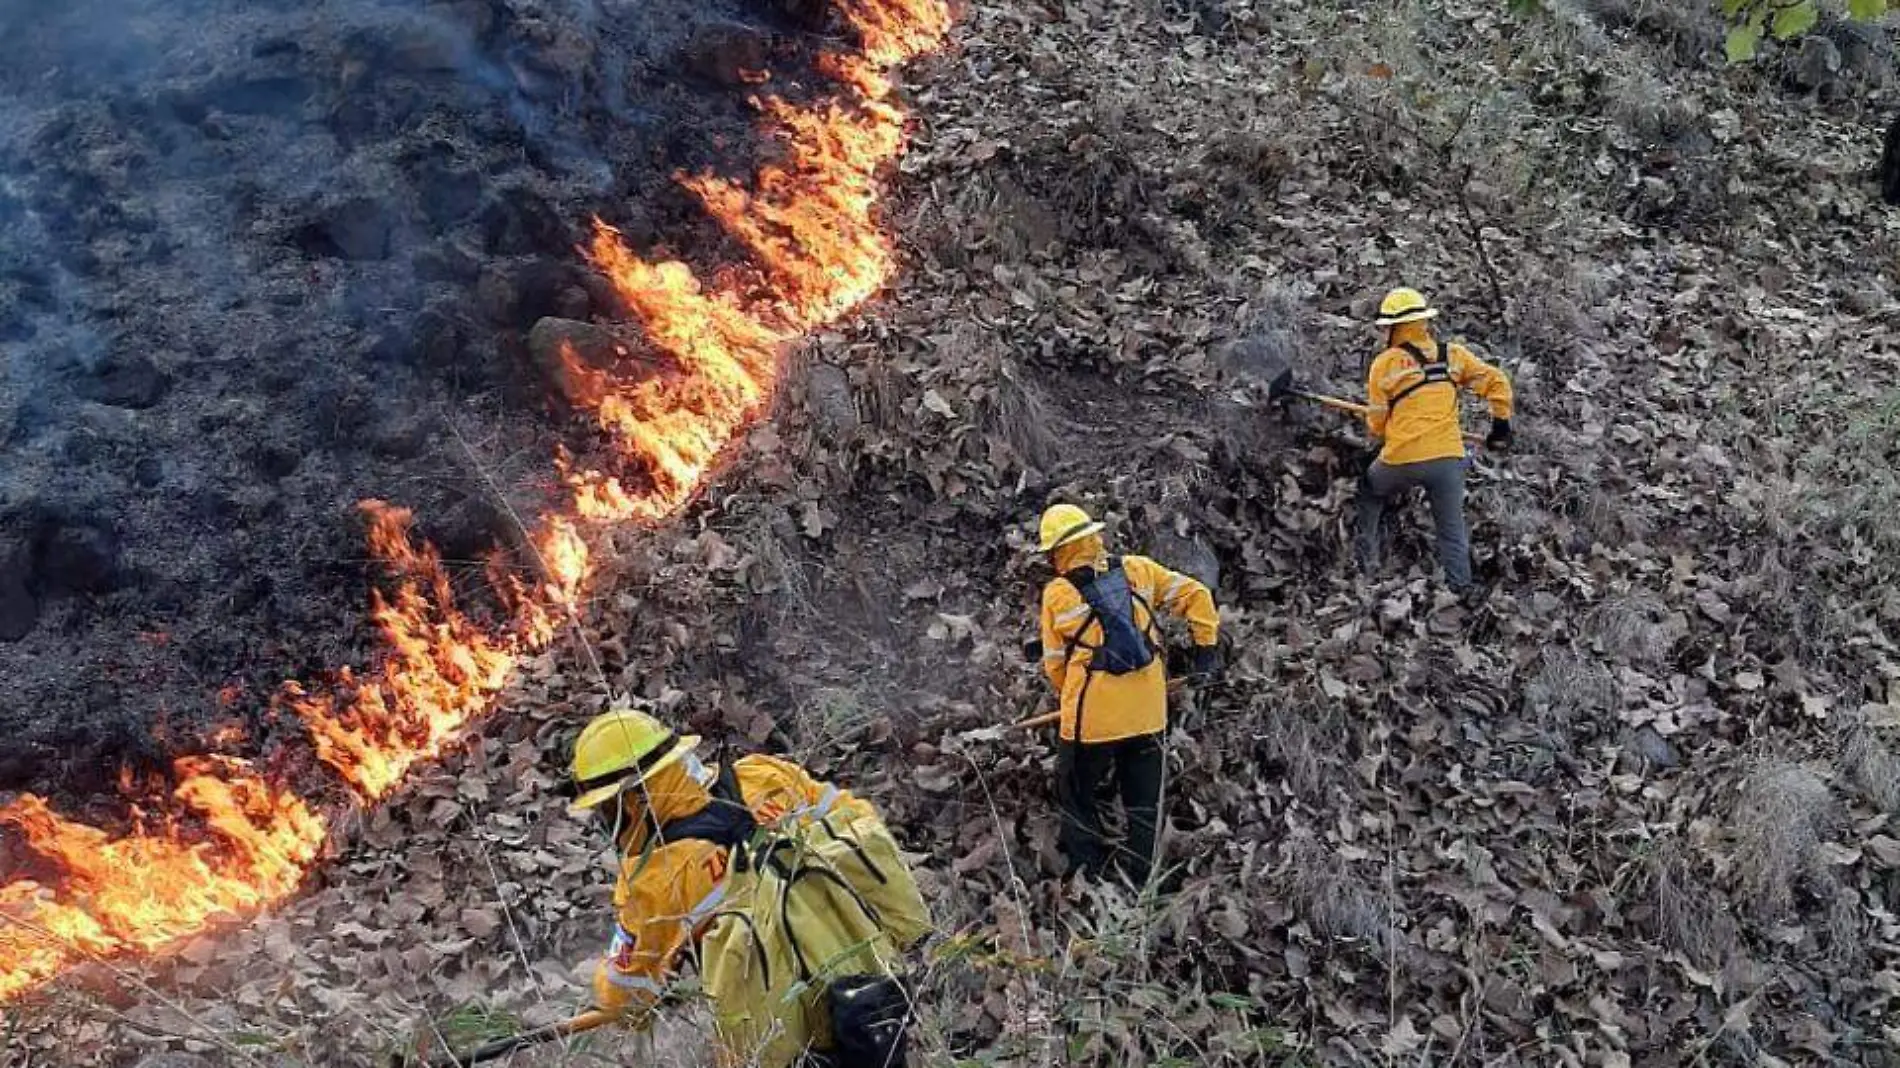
[13,0,1900,1065]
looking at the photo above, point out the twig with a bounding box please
[444,419,611,691]
[472,830,536,983]
[1452,161,1511,331]
[958,752,1053,1068]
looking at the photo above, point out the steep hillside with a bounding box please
[7,0,1900,1065]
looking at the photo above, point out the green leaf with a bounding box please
[1771,0,1817,38]
[1721,0,1752,17]
[1848,0,1887,19]
[1725,22,1761,62]
[1209,992,1259,1010]
[1506,0,1542,12]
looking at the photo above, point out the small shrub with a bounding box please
[1840,716,1900,813]
[1730,763,1837,919]
[1521,647,1617,739]
[1582,593,1673,664]
[1650,842,1744,972]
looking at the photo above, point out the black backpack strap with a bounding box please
[1057,564,1102,667]
[1053,562,1106,745]
[655,764,756,848]
[1385,340,1454,414]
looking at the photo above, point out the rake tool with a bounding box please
[394,1009,616,1067]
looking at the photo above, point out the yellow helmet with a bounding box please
[1037,503,1104,553]
[1374,287,1439,326]
[568,705,700,815]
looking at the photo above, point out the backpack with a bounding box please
[1060,557,1159,676]
[673,778,932,1068]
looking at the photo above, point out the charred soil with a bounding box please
[0,0,830,806]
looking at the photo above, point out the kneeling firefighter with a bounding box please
[1034,503,1222,887]
[568,705,933,1068]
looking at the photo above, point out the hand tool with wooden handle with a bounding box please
[1267,370,1487,446]
[1007,678,1191,732]
[395,1009,617,1067]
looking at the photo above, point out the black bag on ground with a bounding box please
[826,973,914,1068]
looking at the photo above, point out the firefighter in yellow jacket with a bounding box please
[568,705,929,1067]
[1357,287,1514,594]
[1035,503,1220,886]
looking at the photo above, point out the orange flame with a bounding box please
[283,502,516,801]
[0,758,325,1002]
[0,0,952,1006]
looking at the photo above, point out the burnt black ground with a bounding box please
[0,0,827,812]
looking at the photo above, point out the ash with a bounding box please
[0,0,796,804]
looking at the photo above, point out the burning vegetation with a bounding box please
[0,0,951,1007]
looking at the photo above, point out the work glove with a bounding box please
[1187,644,1222,682]
[1484,417,1513,449]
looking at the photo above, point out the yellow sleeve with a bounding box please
[734,754,873,824]
[1364,351,1393,439]
[1039,579,1076,693]
[1451,344,1513,420]
[1128,557,1218,647]
[592,846,711,1021]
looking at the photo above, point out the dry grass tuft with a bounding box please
[739,510,816,622]
[1649,841,1743,972]
[789,686,878,754]
[1601,63,1701,148]
[978,356,1064,476]
[1284,837,1399,953]
[1823,885,1868,970]
[1223,284,1326,385]
[1730,763,1837,919]
[1521,647,1617,739]
[1582,593,1673,665]
[1839,716,1900,813]
[1255,697,1348,804]
[1574,0,1722,66]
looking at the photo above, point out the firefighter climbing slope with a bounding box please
[568,705,933,1068]
[1034,503,1222,888]
[1355,287,1515,596]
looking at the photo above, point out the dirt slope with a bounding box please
[9,0,1900,1065]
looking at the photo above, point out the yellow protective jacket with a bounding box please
[1039,536,1219,744]
[1364,320,1513,465]
[592,754,873,1020]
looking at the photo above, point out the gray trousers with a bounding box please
[1354,458,1471,590]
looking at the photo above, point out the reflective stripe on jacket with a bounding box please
[1364,321,1513,465]
[1039,541,1219,744]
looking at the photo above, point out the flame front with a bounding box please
[285,502,518,801]
[0,0,950,1005]
[0,759,325,1002]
